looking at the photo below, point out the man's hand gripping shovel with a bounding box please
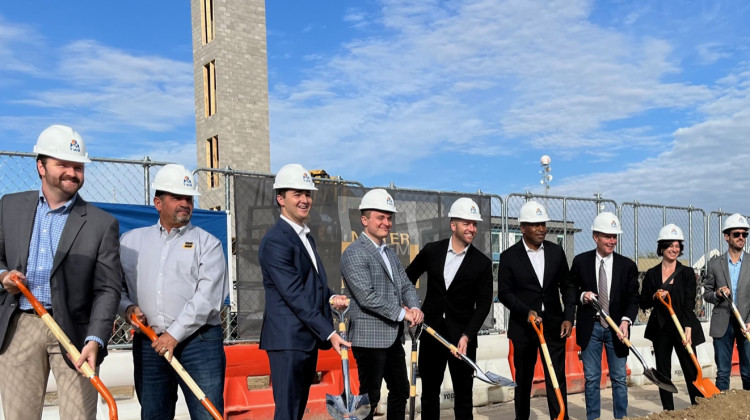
[9,274,119,420]
[129,314,222,420]
[657,292,720,398]
[421,323,516,387]
[589,296,678,393]
[529,315,565,420]
[719,288,750,343]
[326,304,370,420]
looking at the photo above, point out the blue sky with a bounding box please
[1,0,749,213]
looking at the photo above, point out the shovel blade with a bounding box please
[643,369,678,393]
[326,395,348,420]
[693,378,721,398]
[346,393,371,419]
[479,370,517,387]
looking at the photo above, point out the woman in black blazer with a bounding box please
[640,223,705,410]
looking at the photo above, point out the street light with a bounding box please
[539,155,552,195]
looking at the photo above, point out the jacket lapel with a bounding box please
[517,241,541,287]
[52,196,85,275]
[361,235,394,283]
[280,219,317,270]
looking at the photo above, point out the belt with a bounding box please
[20,308,53,316]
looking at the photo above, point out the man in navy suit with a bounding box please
[259,163,350,420]
[406,197,493,420]
[498,201,576,420]
[571,212,639,420]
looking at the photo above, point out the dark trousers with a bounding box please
[512,332,568,420]
[133,324,225,420]
[652,327,700,409]
[419,324,476,420]
[267,348,318,420]
[352,339,409,420]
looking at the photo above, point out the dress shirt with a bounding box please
[362,231,404,321]
[21,192,75,310]
[119,222,228,342]
[728,253,743,304]
[280,214,318,272]
[444,237,469,289]
[594,252,630,323]
[523,238,546,311]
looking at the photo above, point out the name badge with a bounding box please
[183,242,194,249]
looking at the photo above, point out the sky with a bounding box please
[1,0,749,213]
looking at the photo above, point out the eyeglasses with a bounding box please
[730,231,749,238]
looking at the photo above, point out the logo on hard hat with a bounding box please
[470,205,478,215]
[671,228,678,235]
[302,172,313,184]
[741,217,747,224]
[535,208,543,216]
[183,175,193,187]
[386,196,394,206]
[69,139,80,152]
[611,220,618,228]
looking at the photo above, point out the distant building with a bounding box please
[190,0,271,210]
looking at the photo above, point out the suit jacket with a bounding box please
[0,190,121,367]
[702,251,750,338]
[641,261,705,345]
[571,250,640,357]
[497,240,575,344]
[340,233,421,348]
[258,218,335,351]
[405,239,493,346]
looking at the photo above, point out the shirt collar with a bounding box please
[522,238,544,253]
[729,253,743,264]
[38,190,77,214]
[448,237,470,255]
[362,231,387,251]
[596,252,613,264]
[280,214,310,237]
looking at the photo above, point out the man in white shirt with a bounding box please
[120,164,228,420]
[405,197,493,420]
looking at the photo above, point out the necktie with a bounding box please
[598,259,608,327]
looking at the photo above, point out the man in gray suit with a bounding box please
[703,213,750,390]
[341,188,423,420]
[0,125,121,419]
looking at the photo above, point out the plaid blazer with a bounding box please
[341,234,420,348]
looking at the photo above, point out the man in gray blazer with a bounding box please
[703,213,750,390]
[0,125,121,419]
[341,188,423,420]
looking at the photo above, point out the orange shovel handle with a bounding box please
[10,274,118,420]
[528,315,565,420]
[129,314,223,420]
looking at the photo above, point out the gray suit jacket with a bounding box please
[0,191,121,367]
[340,234,420,348]
[702,251,750,338]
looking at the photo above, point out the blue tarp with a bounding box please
[92,202,229,258]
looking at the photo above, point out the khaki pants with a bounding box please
[0,312,98,420]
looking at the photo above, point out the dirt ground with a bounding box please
[632,389,750,420]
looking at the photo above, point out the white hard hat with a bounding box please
[518,201,550,223]
[33,124,91,163]
[723,213,750,232]
[152,164,201,196]
[359,189,398,213]
[592,212,623,234]
[273,163,318,191]
[448,197,482,221]
[658,224,684,241]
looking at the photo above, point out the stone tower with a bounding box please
[190,0,271,209]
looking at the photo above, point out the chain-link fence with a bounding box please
[1,150,747,347]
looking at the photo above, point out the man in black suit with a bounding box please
[571,212,639,420]
[498,201,575,420]
[406,197,493,420]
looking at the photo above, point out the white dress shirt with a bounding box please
[444,237,469,289]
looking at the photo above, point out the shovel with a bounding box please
[407,325,422,420]
[529,315,565,420]
[9,274,119,420]
[421,323,516,387]
[720,290,750,343]
[129,314,223,420]
[326,305,370,420]
[589,297,678,393]
[657,292,720,398]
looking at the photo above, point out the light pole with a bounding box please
[539,155,552,195]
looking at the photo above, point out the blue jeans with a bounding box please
[133,324,226,420]
[582,322,628,420]
[713,317,750,390]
